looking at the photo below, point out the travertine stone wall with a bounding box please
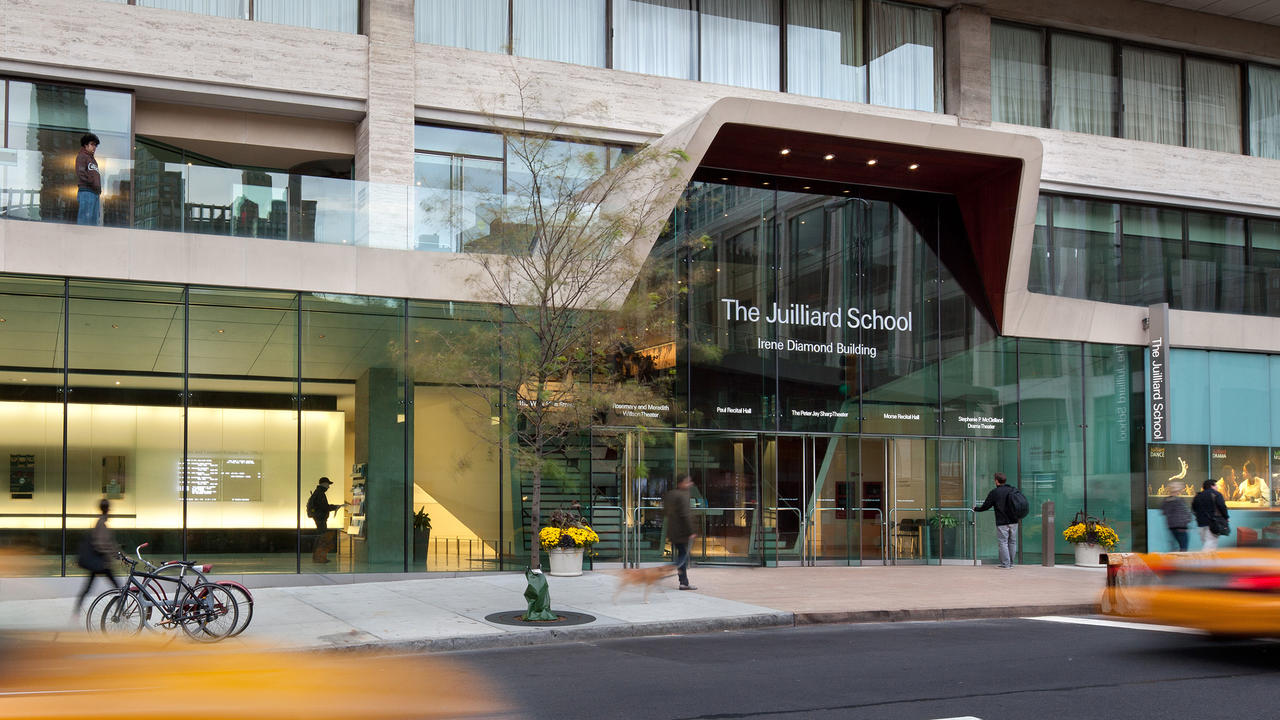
[355,0,416,186]
[944,5,992,125]
[0,0,368,110]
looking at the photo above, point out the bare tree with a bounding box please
[415,70,688,573]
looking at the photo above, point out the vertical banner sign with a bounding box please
[1148,303,1171,442]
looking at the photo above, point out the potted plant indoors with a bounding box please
[926,513,960,559]
[538,504,599,577]
[1063,513,1118,567]
[412,507,431,567]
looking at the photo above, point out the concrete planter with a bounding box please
[1073,542,1106,567]
[547,547,584,576]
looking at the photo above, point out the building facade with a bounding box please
[0,0,1278,575]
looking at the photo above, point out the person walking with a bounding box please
[1161,481,1192,551]
[973,472,1018,568]
[75,133,102,226]
[1192,479,1229,551]
[663,475,698,590]
[73,499,119,616]
[306,477,346,564]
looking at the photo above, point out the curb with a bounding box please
[793,603,1100,625]
[333,603,1099,654]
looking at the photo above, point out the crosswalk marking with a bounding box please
[1026,615,1204,635]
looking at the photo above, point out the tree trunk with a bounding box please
[530,458,542,571]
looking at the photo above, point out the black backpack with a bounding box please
[1006,486,1030,521]
[306,487,326,520]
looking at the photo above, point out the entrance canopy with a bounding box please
[647,98,1043,333]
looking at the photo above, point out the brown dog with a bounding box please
[612,565,678,603]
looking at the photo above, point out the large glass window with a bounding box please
[1186,58,1241,153]
[1047,197,1119,303]
[1122,47,1183,146]
[66,281,186,567]
[1184,212,1245,314]
[0,277,66,576]
[301,294,407,573]
[699,0,780,91]
[991,23,1045,127]
[185,288,300,573]
[868,0,942,112]
[138,0,245,19]
[1250,64,1280,160]
[415,0,508,53]
[1120,204,1182,307]
[513,0,606,67]
[254,0,359,33]
[1018,339,1085,563]
[4,81,133,226]
[786,0,866,104]
[1050,34,1114,136]
[613,0,697,80]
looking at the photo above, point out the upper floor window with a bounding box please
[992,21,1278,158]
[102,0,361,34]
[1030,194,1280,317]
[415,0,944,113]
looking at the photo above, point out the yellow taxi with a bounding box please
[1102,548,1280,637]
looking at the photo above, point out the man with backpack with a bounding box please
[973,472,1027,569]
[306,477,347,564]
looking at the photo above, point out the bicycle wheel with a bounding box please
[98,592,144,636]
[177,583,238,642]
[83,588,120,632]
[217,582,254,637]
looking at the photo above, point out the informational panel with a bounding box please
[184,452,263,502]
[9,454,34,500]
[101,455,126,499]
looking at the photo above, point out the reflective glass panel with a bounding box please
[138,0,246,19]
[991,23,1045,127]
[1186,57,1241,153]
[415,0,508,52]
[1050,197,1119,303]
[0,277,65,576]
[787,0,866,103]
[699,0,780,91]
[1050,34,1115,136]
[1249,64,1280,160]
[513,0,606,67]
[868,0,942,112]
[1120,204,1182,307]
[185,288,299,573]
[1122,47,1183,146]
[613,0,697,80]
[1018,339,1084,563]
[255,0,359,33]
[1184,212,1245,313]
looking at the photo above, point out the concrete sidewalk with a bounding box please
[0,564,1105,653]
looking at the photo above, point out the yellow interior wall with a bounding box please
[413,387,502,545]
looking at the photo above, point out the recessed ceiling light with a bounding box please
[0,317,6,322]
[866,159,878,166]
[780,148,791,156]
[909,163,920,170]
[21,378,27,382]
[720,177,729,181]
[111,324,118,329]
[843,189,850,193]
[762,181,770,186]
[217,328,225,333]
[318,334,326,339]
[823,153,835,161]
[802,186,811,190]
[115,381,120,385]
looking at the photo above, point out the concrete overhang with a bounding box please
[645,97,1043,333]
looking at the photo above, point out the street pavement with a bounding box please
[0,563,1104,652]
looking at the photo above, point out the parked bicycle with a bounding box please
[86,543,238,642]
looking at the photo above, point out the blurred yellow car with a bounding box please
[1103,548,1280,637]
[0,633,518,719]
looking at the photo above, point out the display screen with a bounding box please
[184,453,263,502]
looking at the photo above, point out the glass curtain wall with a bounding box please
[415,0,508,53]
[300,294,407,573]
[1122,47,1183,146]
[990,23,1044,127]
[65,281,186,568]
[3,81,133,226]
[1186,58,1241,153]
[1250,65,1280,160]
[868,0,942,112]
[613,0,697,80]
[786,0,866,104]
[1017,339,1084,563]
[185,288,299,574]
[699,0,780,91]
[1050,34,1115,136]
[0,277,66,576]
[513,0,606,67]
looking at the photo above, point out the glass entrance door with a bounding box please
[689,433,760,566]
[885,438,933,565]
[805,436,887,565]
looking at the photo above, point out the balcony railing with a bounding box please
[0,149,539,254]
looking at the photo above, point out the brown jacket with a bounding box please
[76,147,101,194]
[663,486,696,544]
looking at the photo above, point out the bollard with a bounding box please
[1041,500,1055,567]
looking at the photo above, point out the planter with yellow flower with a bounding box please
[1063,514,1119,567]
[539,506,600,576]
